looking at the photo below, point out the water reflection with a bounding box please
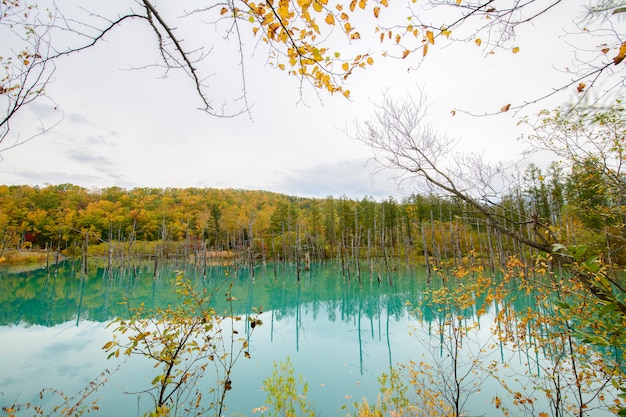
[0,262,432,327]
[1,262,435,416]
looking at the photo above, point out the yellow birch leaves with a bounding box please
[235,0,385,97]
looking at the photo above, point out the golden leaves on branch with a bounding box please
[239,0,385,97]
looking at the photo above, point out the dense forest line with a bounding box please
[0,157,623,273]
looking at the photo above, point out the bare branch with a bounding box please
[354,91,553,253]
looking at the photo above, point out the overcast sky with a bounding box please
[0,1,593,200]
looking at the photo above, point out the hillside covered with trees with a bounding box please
[1,147,622,274]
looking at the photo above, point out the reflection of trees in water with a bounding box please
[0,261,535,329]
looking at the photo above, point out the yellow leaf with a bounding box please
[512,46,520,54]
[500,103,511,112]
[475,38,482,46]
[373,6,380,18]
[325,13,335,25]
[313,1,323,12]
[381,0,388,6]
[349,0,356,12]
[494,395,502,408]
[334,51,340,58]
[441,28,451,38]
[456,0,461,3]
[342,89,351,98]
[342,62,349,71]
[426,30,435,44]
[278,63,285,70]
[358,0,366,9]
[340,12,349,20]
[422,43,428,56]
[350,32,361,40]
[366,56,374,65]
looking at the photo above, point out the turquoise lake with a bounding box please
[0,261,616,416]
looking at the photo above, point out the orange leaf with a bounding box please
[325,13,335,25]
[402,49,410,59]
[475,38,482,46]
[500,103,511,112]
[373,6,380,17]
[613,41,626,65]
[577,82,586,93]
[350,32,361,40]
[422,43,429,57]
[426,30,435,44]
[220,7,228,15]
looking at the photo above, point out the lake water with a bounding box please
[0,261,617,416]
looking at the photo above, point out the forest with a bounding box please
[0,149,622,275]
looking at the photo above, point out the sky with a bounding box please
[0,1,597,200]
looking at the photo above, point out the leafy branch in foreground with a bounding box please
[2,366,116,417]
[261,357,316,417]
[103,272,263,417]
